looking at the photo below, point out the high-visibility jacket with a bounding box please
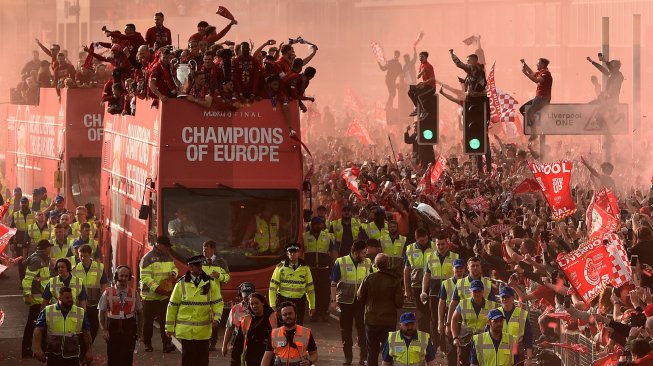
[302,230,333,268]
[425,251,459,296]
[364,222,387,240]
[459,298,497,334]
[255,214,280,253]
[50,238,73,261]
[334,255,372,304]
[165,272,223,340]
[454,276,493,302]
[228,302,247,329]
[203,256,230,285]
[22,251,51,305]
[498,306,529,341]
[28,222,51,245]
[139,246,178,301]
[12,210,34,230]
[72,261,104,306]
[269,260,315,309]
[72,238,99,258]
[240,311,277,350]
[48,275,84,303]
[70,221,97,241]
[379,233,406,269]
[405,242,435,288]
[386,330,431,366]
[104,286,138,319]
[44,304,85,358]
[441,277,460,308]
[331,218,362,242]
[270,325,312,365]
[473,331,516,366]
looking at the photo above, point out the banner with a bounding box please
[370,41,386,66]
[528,160,576,220]
[586,188,620,239]
[512,178,541,195]
[465,196,489,212]
[346,119,374,146]
[0,224,16,256]
[342,166,364,200]
[216,6,235,20]
[416,156,446,194]
[486,63,519,124]
[431,155,447,186]
[485,224,512,237]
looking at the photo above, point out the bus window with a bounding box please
[162,188,299,271]
[69,157,102,208]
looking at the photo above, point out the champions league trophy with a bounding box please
[288,36,317,49]
[170,59,198,98]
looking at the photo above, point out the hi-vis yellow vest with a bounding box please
[255,215,280,253]
[335,255,372,304]
[473,331,515,366]
[386,330,431,366]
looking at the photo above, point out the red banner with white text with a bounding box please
[528,160,576,220]
[586,188,620,239]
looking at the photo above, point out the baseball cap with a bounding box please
[453,259,465,268]
[374,207,385,215]
[39,186,47,193]
[156,235,172,247]
[499,286,515,298]
[20,197,29,203]
[287,243,300,252]
[487,309,505,321]
[36,239,54,250]
[470,280,484,292]
[186,255,204,265]
[310,216,323,224]
[239,282,255,294]
[399,312,417,324]
[55,195,65,202]
[71,240,83,249]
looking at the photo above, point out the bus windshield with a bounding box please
[162,188,300,271]
[69,157,102,208]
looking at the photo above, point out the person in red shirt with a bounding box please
[85,44,133,75]
[282,58,316,112]
[37,60,53,88]
[214,79,241,111]
[262,75,295,134]
[519,58,552,141]
[148,48,177,102]
[134,45,153,98]
[35,40,60,71]
[408,51,437,118]
[200,52,220,93]
[231,42,261,104]
[102,69,123,102]
[185,73,213,109]
[203,20,237,46]
[53,53,76,89]
[145,12,172,50]
[188,21,210,43]
[104,24,146,67]
[275,43,318,77]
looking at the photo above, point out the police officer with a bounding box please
[166,255,223,366]
[140,235,177,353]
[269,243,316,325]
[11,196,34,280]
[330,240,372,365]
[302,217,337,322]
[379,220,406,278]
[222,282,256,364]
[32,286,93,366]
[493,286,533,365]
[381,312,436,366]
[98,265,144,366]
[21,239,52,358]
[420,235,459,349]
[72,244,109,342]
[330,205,363,256]
[451,280,497,366]
[260,301,319,366]
[438,259,467,366]
[202,240,229,351]
[470,309,517,366]
[403,227,435,333]
[41,258,87,310]
[447,257,495,330]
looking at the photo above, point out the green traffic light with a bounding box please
[422,129,434,140]
[469,138,481,150]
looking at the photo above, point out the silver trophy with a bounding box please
[171,59,197,98]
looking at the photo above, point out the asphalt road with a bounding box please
[0,265,421,366]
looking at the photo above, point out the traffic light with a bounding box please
[463,100,488,154]
[417,93,439,145]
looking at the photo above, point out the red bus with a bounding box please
[5,88,104,209]
[100,98,305,300]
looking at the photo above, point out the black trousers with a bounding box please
[408,84,436,111]
[457,342,472,366]
[143,299,172,347]
[22,303,41,354]
[181,339,210,366]
[428,297,442,352]
[106,320,137,366]
[210,324,219,346]
[444,335,457,366]
[277,295,307,326]
[410,287,431,333]
[311,267,331,319]
[45,353,78,366]
[339,300,367,363]
[87,306,100,342]
[366,324,394,366]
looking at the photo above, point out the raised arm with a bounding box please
[449,50,471,73]
[35,39,53,57]
[302,46,318,66]
[587,57,610,76]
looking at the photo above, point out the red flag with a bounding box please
[586,188,620,239]
[431,155,447,185]
[465,196,490,212]
[216,6,235,20]
[0,202,9,219]
[485,224,512,237]
[343,87,363,114]
[528,160,577,220]
[487,63,519,124]
[416,155,446,195]
[539,342,589,353]
[83,44,95,70]
[559,238,614,304]
[0,224,16,256]
[346,119,374,146]
[592,351,621,366]
[512,179,541,195]
[603,233,632,287]
[370,41,386,66]
[416,165,434,194]
[341,166,364,200]
[543,313,573,321]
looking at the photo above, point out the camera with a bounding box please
[629,307,647,328]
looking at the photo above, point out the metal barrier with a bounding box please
[552,331,596,366]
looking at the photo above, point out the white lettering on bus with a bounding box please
[83,114,104,141]
[125,125,151,165]
[181,127,284,162]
